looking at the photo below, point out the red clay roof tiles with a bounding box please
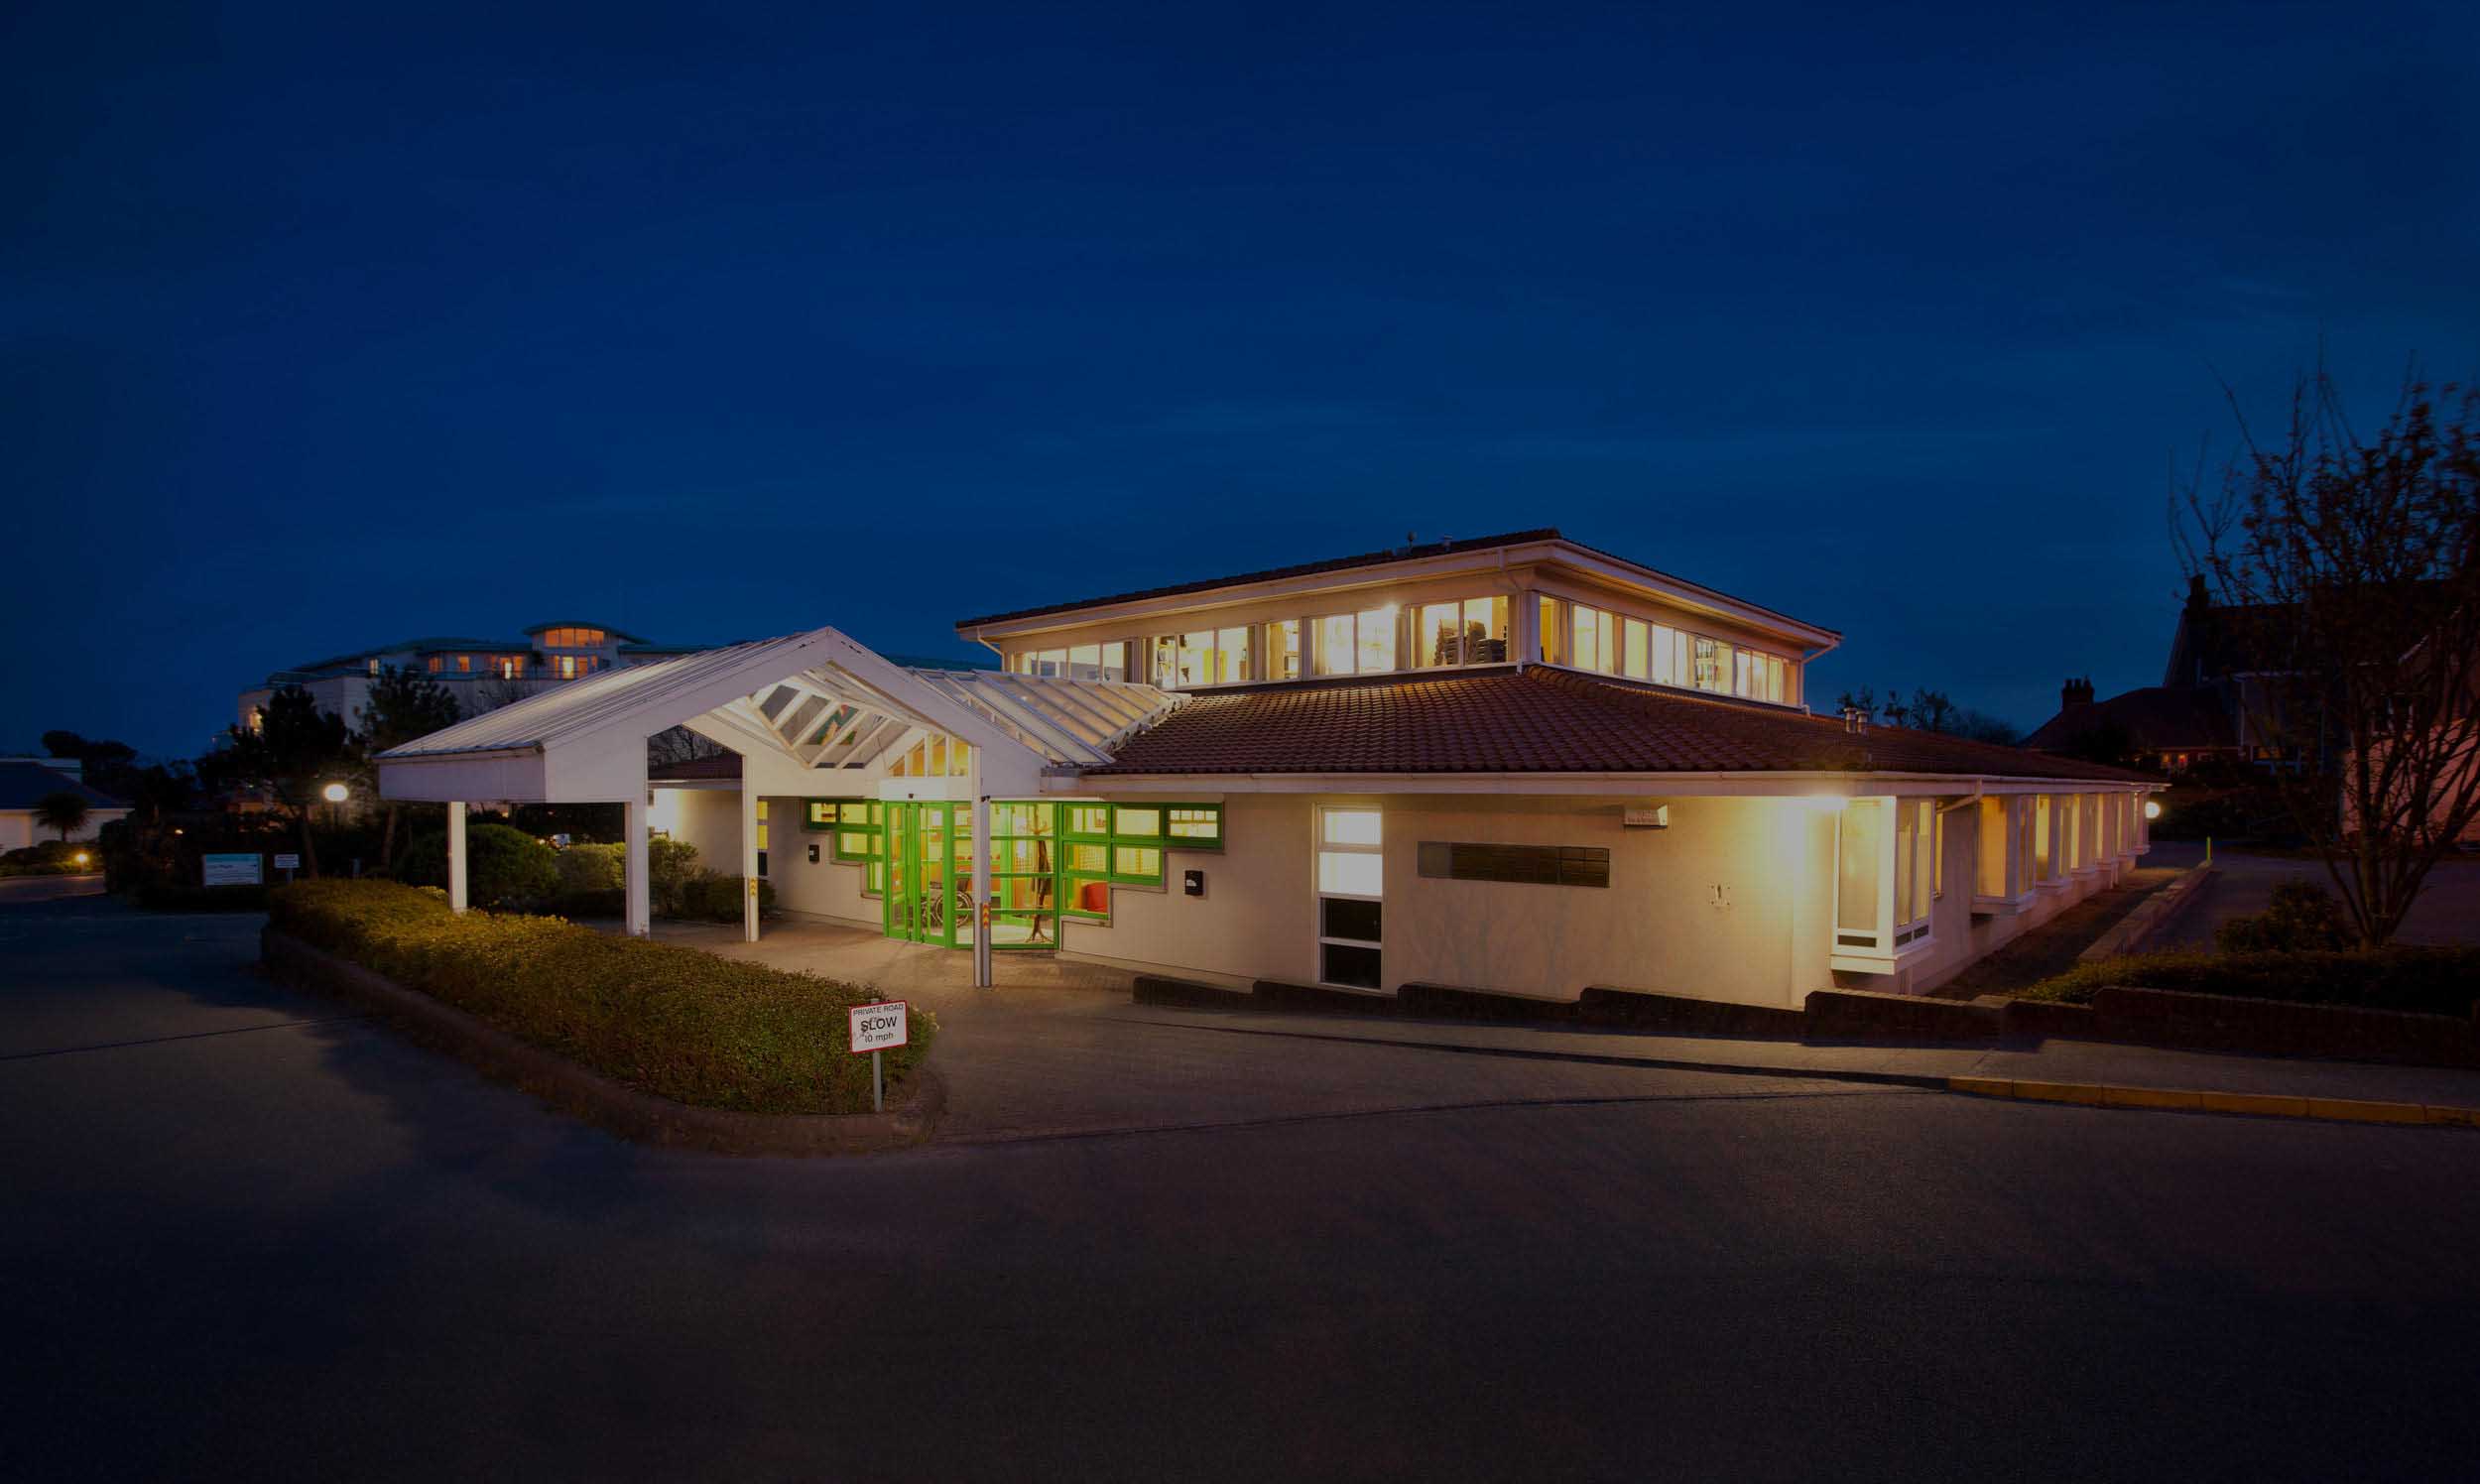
[1085,668,2155,782]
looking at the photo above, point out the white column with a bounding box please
[624,793,651,937]
[1511,589,1542,665]
[740,778,760,943]
[971,788,993,990]
[445,801,469,914]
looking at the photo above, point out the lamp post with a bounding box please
[323,781,348,832]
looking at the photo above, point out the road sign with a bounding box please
[848,1000,909,1114]
[849,1000,909,1053]
[273,853,301,870]
[202,853,263,887]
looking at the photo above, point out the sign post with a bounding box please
[273,852,301,884]
[847,1000,910,1113]
[201,853,265,888]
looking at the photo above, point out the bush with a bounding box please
[2215,878,2353,952]
[649,836,700,916]
[676,871,777,923]
[553,841,624,894]
[0,840,104,878]
[397,823,560,908]
[267,879,934,1114]
[2019,946,2480,1019]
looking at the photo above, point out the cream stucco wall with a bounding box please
[0,808,130,850]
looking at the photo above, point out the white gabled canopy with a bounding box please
[377,626,1178,804]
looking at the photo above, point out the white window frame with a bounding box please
[1830,796,1936,974]
[1314,805,1384,990]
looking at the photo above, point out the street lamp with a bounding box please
[2143,800,2163,821]
[322,781,349,833]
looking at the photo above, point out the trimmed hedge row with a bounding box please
[2021,947,2480,1020]
[268,879,933,1114]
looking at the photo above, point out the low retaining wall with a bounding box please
[261,928,942,1156]
[1130,966,2480,1070]
[2088,985,2480,1069]
[2078,863,2217,962]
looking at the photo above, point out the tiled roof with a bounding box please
[0,761,129,810]
[2023,686,2235,754]
[1085,668,2154,782]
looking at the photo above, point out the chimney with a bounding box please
[2185,572,2210,614]
[2061,677,2095,710]
[1840,706,1870,734]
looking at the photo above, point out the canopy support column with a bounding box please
[970,767,993,990]
[740,778,760,943]
[445,802,468,914]
[625,793,651,937]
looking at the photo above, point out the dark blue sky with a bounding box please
[7,1,2475,759]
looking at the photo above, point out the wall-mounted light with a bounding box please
[2143,800,2163,820]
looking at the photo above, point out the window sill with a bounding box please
[1829,933,1935,976]
[1970,893,2031,918]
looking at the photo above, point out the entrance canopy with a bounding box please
[377,626,1178,805]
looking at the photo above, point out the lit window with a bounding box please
[1355,608,1395,673]
[1538,596,1564,664]
[1315,806,1383,989]
[1311,609,1400,678]
[1649,623,1676,684]
[1691,637,1732,693]
[1414,596,1510,667]
[1154,631,1248,688]
[1622,618,1650,680]
[1568,603,1618,674]
[1265,620,1302,680]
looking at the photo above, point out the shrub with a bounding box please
[0,840,103,877]
[2019,946,2480,1018]
[676,871,777,923]
[649,836,700,916]
[267,879,933,1114]
[2215,878,2353,952]
[553,841,624,895]
[397,823,560,908]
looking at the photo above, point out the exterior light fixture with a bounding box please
[73,851,89,867]
[322,783,349,804]
[2143,800,2162,820]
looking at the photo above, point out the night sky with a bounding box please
[7,2,2476,760]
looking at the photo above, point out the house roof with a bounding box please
[952,529,1839,644]
[2023,686,2235,755]
[525,621,650,643]
[0,761,129,811]
[1083,668,2155,782]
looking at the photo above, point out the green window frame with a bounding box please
[986,802,1061,949]
[1164,804,1224,850]
[812,799,887,896]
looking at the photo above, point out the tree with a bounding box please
[41,731,142,799]
[356,667,464,871]
[1906,688,1959,734]
[212,685,359,877]
[2176,364,2480,946]
[35,791,90,842]
[1951,708,2022,745]
[649,725,730,768]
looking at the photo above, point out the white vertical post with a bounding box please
[740,778,760,943]
[970,758,993,990]
[1511,589,1541,665]
[445,801,469,914]
[624,793,651,937]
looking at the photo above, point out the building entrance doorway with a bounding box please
[883,802,973,947]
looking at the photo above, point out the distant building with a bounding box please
[235,623,705,737]
[2026,576,2294,773]
[0,758,131,850]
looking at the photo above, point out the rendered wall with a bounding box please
[1068,793,1843,1009]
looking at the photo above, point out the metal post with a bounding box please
[872,1050,883,1113]
[971,791,994,990]
[445,801,468,914]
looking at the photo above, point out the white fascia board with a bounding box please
[959,539,1840,654]
[378,750,551,804]
[1056,771,2156,798]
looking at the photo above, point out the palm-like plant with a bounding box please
[35,791,90,842]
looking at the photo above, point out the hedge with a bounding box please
[268,879,934,1114]
[2020,947,2480,1020]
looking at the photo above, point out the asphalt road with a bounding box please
[7,895,2479,1482]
